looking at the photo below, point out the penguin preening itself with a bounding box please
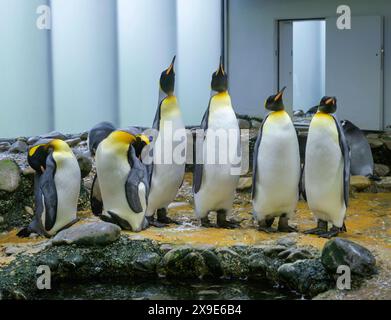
[145,56,187,227]
[17,139,81,238]
[95,129,151,231]
[304,97,350,238]
[252,87,301,232]
[88,121,116,216]
[193,58,241,228]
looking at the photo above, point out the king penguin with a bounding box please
[88,121,116,216]
[252,87,301,232]
[17,139,81,237]
[95,129,151,231]
[193,58,241,228]
[145,56,187,227]
[304,96,350,238]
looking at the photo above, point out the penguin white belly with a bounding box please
[96,142,145,231]
[194,104,240,218]
[146,113,186,216]
[305,115,346,227]
[48,152,80,235]
[253,112,300,220]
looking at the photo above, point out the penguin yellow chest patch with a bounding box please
[311,112,339,144]
[161,96,180,119]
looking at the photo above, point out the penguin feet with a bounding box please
[200,217,214,228]
[303,219,328,235]
[146,216,167,228]
[318,224,346,239]
[157,208,180,225]
[257,218,276,233]
[216,210,241,229]
[277,216,298,233]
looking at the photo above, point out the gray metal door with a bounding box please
[325,16,384,130]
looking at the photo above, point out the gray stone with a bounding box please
[9,140,27,153]
[374,164,390,177]
[275,236,297,247]
[375,177,391,190]
[384,140,391,151]
[366,133,379,139]
[277,248,314,262]
[80,131,89,141]
[66,138,81,148]
[27,136,40,145]
[251,119,262,128]
[237,118,251,129]
[52,222,121,246]
[0,159,21,192]
[237,177,252,191]
[0,142,10,152]
[77,153,92,178]
[350,175,371,191]
[293,110,305,117]
[367,138,384,149]
[278,259,332,296]
[321,238,376,276]
[215,247,248,278]
[40,131,66,140]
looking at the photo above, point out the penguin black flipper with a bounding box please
[251,114,269,199]
[125,145,150,213]
[152,101,162,131]
[193,105,210,194]
[40,153,58,231]
[90,173,103,216]
[333,115,350,207]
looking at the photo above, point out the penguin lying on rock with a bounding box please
[252,87,301,233]
[304,96,350,238]
[193,58,242,229]
[95,129,151,232]
[17,139,81,238]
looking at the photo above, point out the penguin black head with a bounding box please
[265,87,286,111]
[318,96,337,114]
[133,134,150,159]
[28,144,49,174]
[211,57,228,93]
[160,56,176,95]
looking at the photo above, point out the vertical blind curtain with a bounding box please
[0,0,222,138]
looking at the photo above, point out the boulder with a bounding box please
[0,160,21,192]
[350,175,371,191]
[237,177,252,191]
[237,118,251,129]
[215,247,248,278]
[321,238,376,276]
[9,140,27,153]
[66,138,81,148]
[367,138,383,149]
[374,163,390,177]
[0,142,10,152]
[375,177,391,191]
[278,259,333,296]
[40,131,66,140]
[251,119,262,128]
[76,153,93,178]
[52,222,121,246]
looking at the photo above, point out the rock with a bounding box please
[375,177,391,191]
[350,175,371,191]
[0,216,4,225]
[0,159,21,192]
[27,136,40,145]
[366,133,379,139]
[76,154,92,178]
[278,248,314,262]
[247,253,269,278]
[275,236,297,247]
[132,252,161,273]
[9,140,27,153]
[80,131,89,141]
[52,222,121,246]
[367,138,383,149]
[251,119,262,128]
[321,238,376,276]
[215,247,248,278]
[237,177,252,191]
[293,110,305,117]
[66,138,81,148]
[278,259,333,296]
[384,140,391,151]
[40,131,66,140]
[374,164,390,177]
[5,246,25,256]
[22,167,35,177]
[24,206,34,216]
[0,142,10,152]
[237,118,251,129]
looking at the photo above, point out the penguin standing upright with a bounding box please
[304,97,350,238]
[193,58,241,228]
[252,87,301,232]
[88,121,116,215]
[17,139,81,237]
[145,56,187,227]
[95,129,150,231]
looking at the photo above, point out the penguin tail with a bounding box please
[16,227,32,238]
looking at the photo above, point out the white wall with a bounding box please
[228,0,391,129]
[51,0,118,133]
[292,20,325,111]
[0,0,52,138]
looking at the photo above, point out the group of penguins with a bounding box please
[18,56,352,239]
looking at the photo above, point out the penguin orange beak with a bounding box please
[215,56,225,76]
[274,86,286,102]
[325,97,334,105]
[166,55,176,75]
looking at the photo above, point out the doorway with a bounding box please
[278,19,326,115]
